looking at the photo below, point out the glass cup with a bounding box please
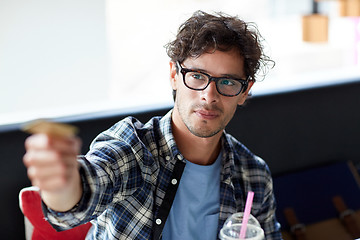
[219,213,265,240]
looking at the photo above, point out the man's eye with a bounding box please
[220,79,235,86]
[191,73,205,80]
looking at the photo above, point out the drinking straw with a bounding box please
[239,191,254,239]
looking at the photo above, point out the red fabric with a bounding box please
[20,188,91,240]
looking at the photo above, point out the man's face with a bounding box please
[170,49,253,138]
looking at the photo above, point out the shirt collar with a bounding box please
[220,132,236,184]
[158,109,185,163]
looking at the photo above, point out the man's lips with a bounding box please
[195,109,219,120]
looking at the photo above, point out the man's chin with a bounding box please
[187,126,222,138]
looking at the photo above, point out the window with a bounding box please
[1,0,359,127]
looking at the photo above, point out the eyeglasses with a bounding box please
[176,62,249,97]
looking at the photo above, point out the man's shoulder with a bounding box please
[224,133,268,170]
[110,115,163,132]
[223,133,253,157]
[109,110,173,138]
[88,115,167,156]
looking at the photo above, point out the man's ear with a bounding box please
[237,80,254,105]
[169,61,177,91]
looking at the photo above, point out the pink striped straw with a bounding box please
[239,191,254,239]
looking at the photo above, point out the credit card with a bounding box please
[22,120,78,137]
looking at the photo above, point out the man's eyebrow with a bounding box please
[221,73,245,79]
[188,66,245,79]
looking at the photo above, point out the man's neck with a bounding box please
[171,117,222,166]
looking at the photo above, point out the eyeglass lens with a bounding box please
[184,71,244,96]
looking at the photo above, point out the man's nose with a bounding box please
[201,81,219,103]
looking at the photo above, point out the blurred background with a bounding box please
[1,0,360,239]
[1,0,359,127]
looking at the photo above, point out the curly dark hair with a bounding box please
[165,10,274,83]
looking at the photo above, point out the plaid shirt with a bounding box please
[44,110,282,240]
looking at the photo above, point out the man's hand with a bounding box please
[23,128,83,212]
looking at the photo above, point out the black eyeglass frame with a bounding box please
[176,61,249,97]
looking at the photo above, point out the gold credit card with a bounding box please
[22,120,78,137]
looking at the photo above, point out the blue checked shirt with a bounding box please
[44,110,282,239]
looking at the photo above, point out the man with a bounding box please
[23,10,282,239]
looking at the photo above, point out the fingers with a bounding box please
[23,134,81,192]
[25,134,81,155]
[24,146,78,167]
[27,164,67,191]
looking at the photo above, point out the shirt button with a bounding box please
[171,178,178,185]
[165,156,170,161]
[156,218,162,225]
